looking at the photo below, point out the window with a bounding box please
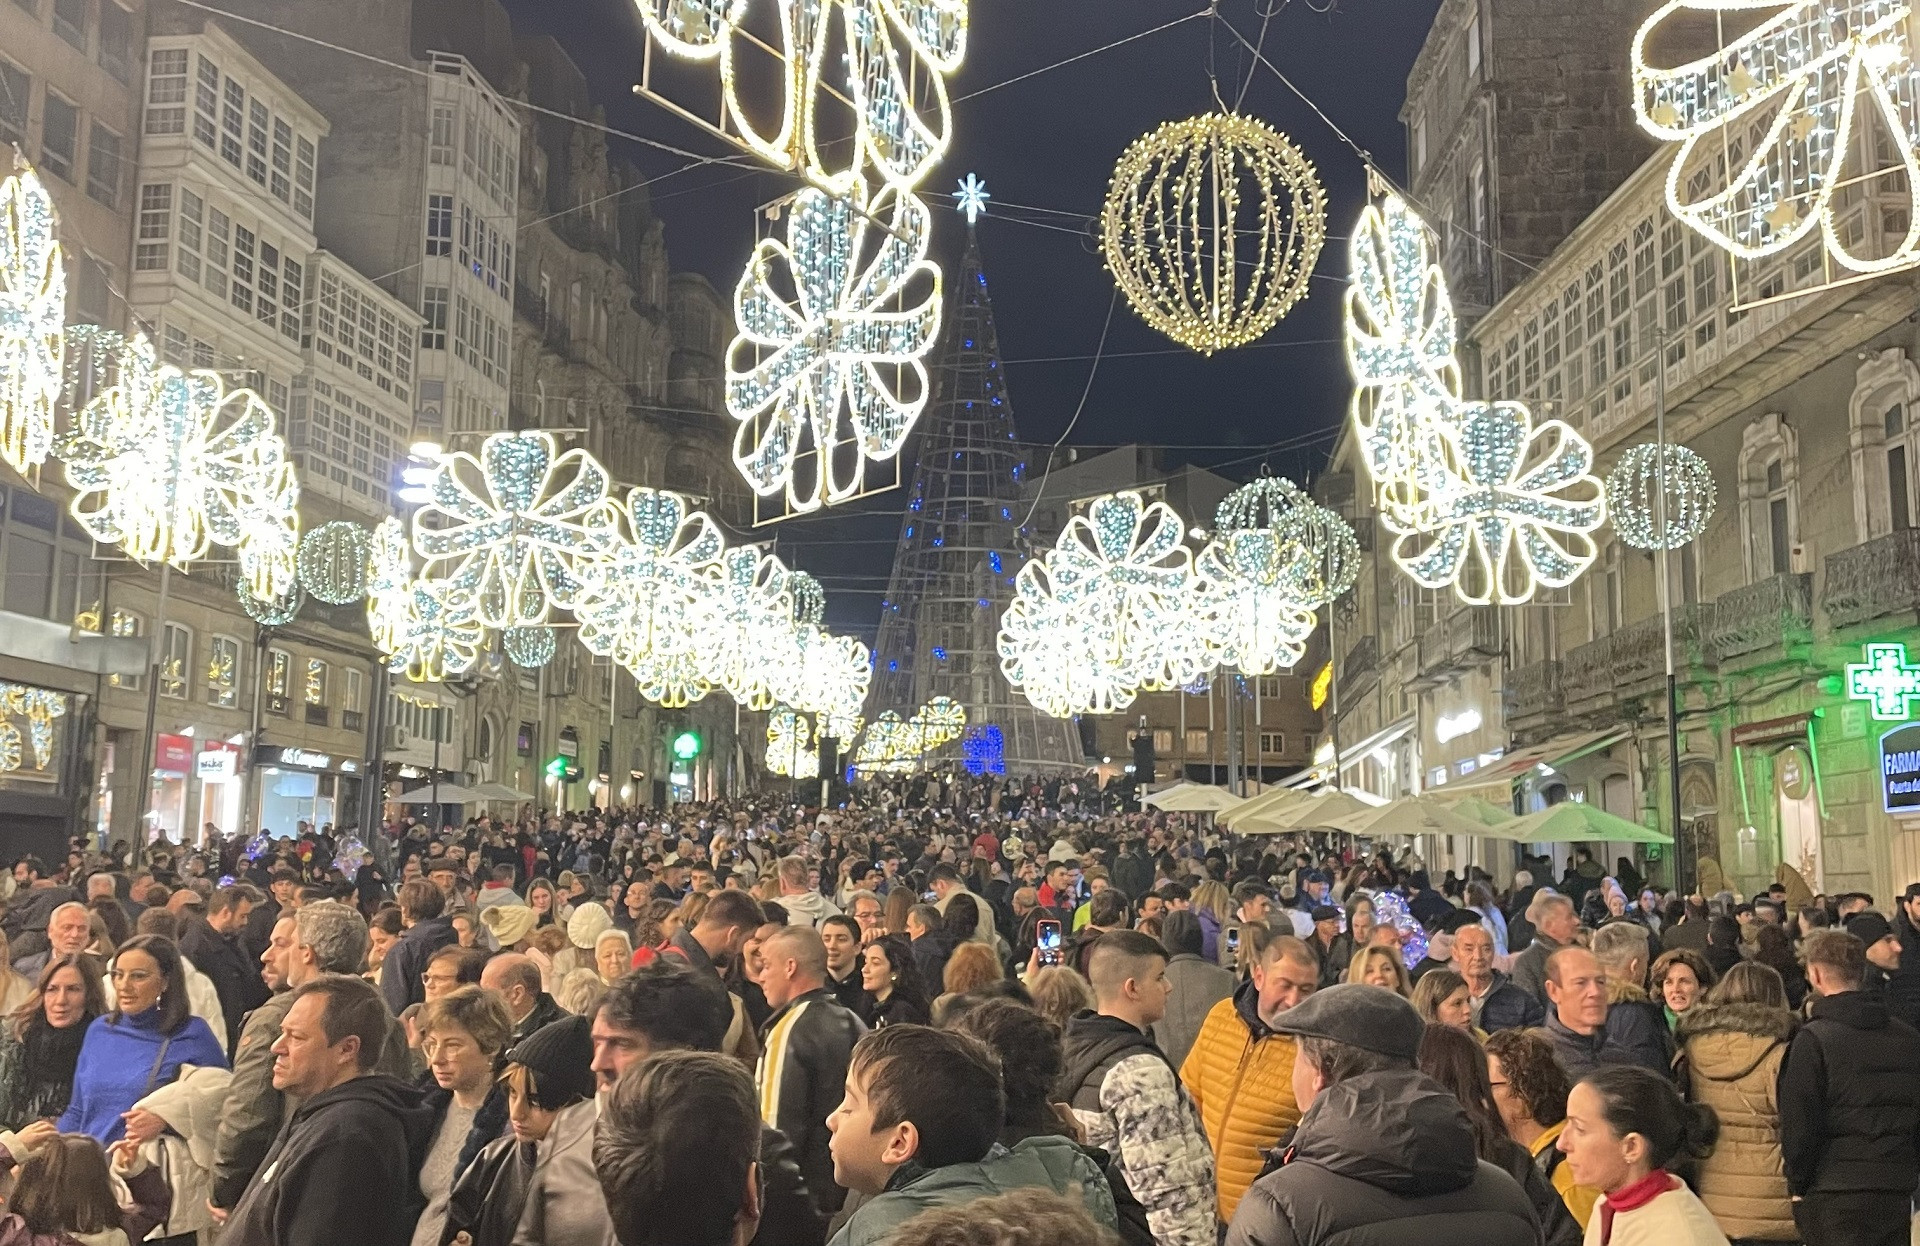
[1890,404,1912,532]
[1466,12,1481,76]
[430,104,455,166]
[1184,729,1209,755]
[160,623,191,699]
[1257,676,1283,699]
[51,0,86,51]
[1469,161,1488,277]
[426,194,452,257]
[343,667,364,731]
[1766,459,1791,574]
[109,610,142,689]
[2,492,54,617]
[135,183,170,270]
[207,635,239,708]
[193,56,218,149]
[294,136,314,218]
[1413,115,1426,175]
[266,648,290,715]
[86,124,120,207]
[1260,733,1286,756]
[1151,728,1173,754]
[1738,414,1799,583]
[39,93,77,182]
[246,99,269,186]
[98,3,132,82]
[220,78,244,167]
[0,61,29,149]
[1590,540,1622,638]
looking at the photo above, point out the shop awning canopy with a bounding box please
[1451,727,1631,790]
[1443,796,1519,827]
[1488,800,1674,845]
[474,783,533,802]
[1281,715,1417,791]
[394,783,490,805]
[1140,781,1245,812]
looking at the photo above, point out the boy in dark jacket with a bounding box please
[1778,929,1920,1246]
[223,975,436,1246]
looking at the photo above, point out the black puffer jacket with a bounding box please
[1223,1067,1539,1246]
[1778,988,1920,1196]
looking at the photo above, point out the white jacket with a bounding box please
[133,1062,232,1239]
[101,956,229,1055]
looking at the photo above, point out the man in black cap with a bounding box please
[1846,911,1907,1009]
[1223,984,1540,1246]
[1888,884,1920,1031]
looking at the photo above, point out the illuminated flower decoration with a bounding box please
[366,517,415,658]
[0,160,64,475]
[413,430,614,628]
[998,491,1195,716]
[574,487,725,704]
[1194,537,1318,675]
[391,583,484,683]
[1345,194,1606,604]
[1632,0,1920,274]
[822,707,865,743]
[0,683,63,772]
[637,0,967,194]
[61,335,301,577]
[766,707,820,779]
[854,710,919,773]
[726,183,942,512]
[910,695,966,749]
[694,545,795,708]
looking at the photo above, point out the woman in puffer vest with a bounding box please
[1674,961,1798,1240]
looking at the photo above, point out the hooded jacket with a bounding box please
[779,889,842,930]
[827,1134,1118,1246]
[1059,1012,1215,1246]
[222,1072,437,1246]
[1675,1000,1796,1239]
[1777,988,1920,1196]
[758,988,867,1214]
[1153,953,1234,1072]
[1223,1067,1541,1246]
[1179,977,1302,1222]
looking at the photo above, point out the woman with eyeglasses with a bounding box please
[57,935,226,1148]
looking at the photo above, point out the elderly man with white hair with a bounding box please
[12,900,93,979]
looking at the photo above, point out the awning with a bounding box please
[1447,726,1630,791]
[1284,715,1417,789]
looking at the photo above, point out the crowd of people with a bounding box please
[0,778,1911,1246]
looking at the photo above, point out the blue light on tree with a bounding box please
[963,724,1006,775]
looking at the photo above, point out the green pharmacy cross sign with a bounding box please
[1847,642,1920,720]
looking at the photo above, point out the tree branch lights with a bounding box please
[725,182,942,513]
[635,0,967,195]
[60,334,302,590]
[1632,0,1920,276]
[573,487,724,708]
[412,430,613,628]
[1101,113,1326,355]
[998,491,1197,717]
[1344,194,1607,605]
[0,161,64,476]
[1606,442,1718,550]
[766,707,821,779]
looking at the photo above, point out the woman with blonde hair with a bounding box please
[883,886,914,936]
[1346,944,1412,996]
[1027,966,1094,1033]
[933,942,1003,1024]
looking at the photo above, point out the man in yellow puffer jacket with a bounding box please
[1179,934,1319,1223]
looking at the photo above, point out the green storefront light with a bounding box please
[672,730,702,761]
[546,755,566,779]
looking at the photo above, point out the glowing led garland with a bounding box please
[1101,113,1327,354]
[693,545,796,710]
[999,491,1197,717]
[725,182,942,512]
[1606,442,1718,550]
[61,333,301,593]
[634,0,967,195]
[1345,194,1606,604]
[852,695,965,772]
[1632,0,1920,277]
[0,160,64,475]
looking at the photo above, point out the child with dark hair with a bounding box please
[824,1025,1118,1246]
[0,1122,172,1246]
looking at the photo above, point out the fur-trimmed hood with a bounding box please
[1676,1000,1797,1043]
[1678,1000,1796,1082]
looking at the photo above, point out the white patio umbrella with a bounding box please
[394,783,489,805]
[1235,789,1378,833]
[1325,793,1493,839]
[1141,781,1245,812]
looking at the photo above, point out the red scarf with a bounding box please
[1597,1170,1679,1244]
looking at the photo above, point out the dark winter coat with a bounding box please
[759,988,867,1215]
[1544,1004,1669,1081]
[1492,1138,1582,1246]
[1223,1067,1540,1246]
[1473,971,1545,1034]
[441,1132,534,1246]
[180,917,269,1052]
[1888,909,1920,1032]
[1777,988,1920,1197]
[381,915,458,1015]
[221,1073,437,1246]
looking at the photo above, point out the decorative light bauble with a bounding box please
[1606,442,1716,551]
[298,521,373,604]
[504,625,556,669]
[239,580,302,626]
[1101,112,1326,354]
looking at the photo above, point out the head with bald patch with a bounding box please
[759,925,828,1011]
[480,952,545,1024]
[1087,930,1171,1030]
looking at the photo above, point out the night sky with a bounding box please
[500,0,1445,636]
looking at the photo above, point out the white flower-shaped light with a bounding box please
[390,582,484,683]
[574,487,724,706]
[61,334,300,578]
[726,182,942,512]
[1633,0,1920,274]
[0,161,64,476]
[413,430,614,628]
[694,545,795,709]
[366,517,416,658]
[998,491,1196,717]
[766,706,820,779]
[636,0,967,194]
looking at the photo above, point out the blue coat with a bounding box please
[58,1007,227,1143]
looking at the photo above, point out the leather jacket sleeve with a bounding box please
[753,1123,830,1246]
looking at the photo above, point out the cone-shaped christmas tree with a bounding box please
[869,183,1079,773]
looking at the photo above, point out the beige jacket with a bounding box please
[1676,1000,1796,1240]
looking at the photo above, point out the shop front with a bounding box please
[195,741,245,843]
[0,680,86,863]
[254,745,365,835]
[149,733,195,842]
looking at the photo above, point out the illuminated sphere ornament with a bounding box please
[297,521,373,604]
[238,580,302,627]
[1101,112,1326,354]
[1371,889,1428,966]
[1606,442,1716,551]
[504,625,556,669]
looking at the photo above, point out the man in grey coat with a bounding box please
[1509,890,1578,1006]
[1153,910,1234,1070]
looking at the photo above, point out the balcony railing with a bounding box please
[1416,606,1501,685]
[1707,573,1813,664]
[1610,603,1715,691]
[1561,634,1616,707]
[1505,659,1563,729]
[1341,634,1379,692]
[1823,528,1920,631]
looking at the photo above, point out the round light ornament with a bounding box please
[1101,112,1326,354]
[1605,442,1716,551]
[504,625,556,669]
[297,521,373,605]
